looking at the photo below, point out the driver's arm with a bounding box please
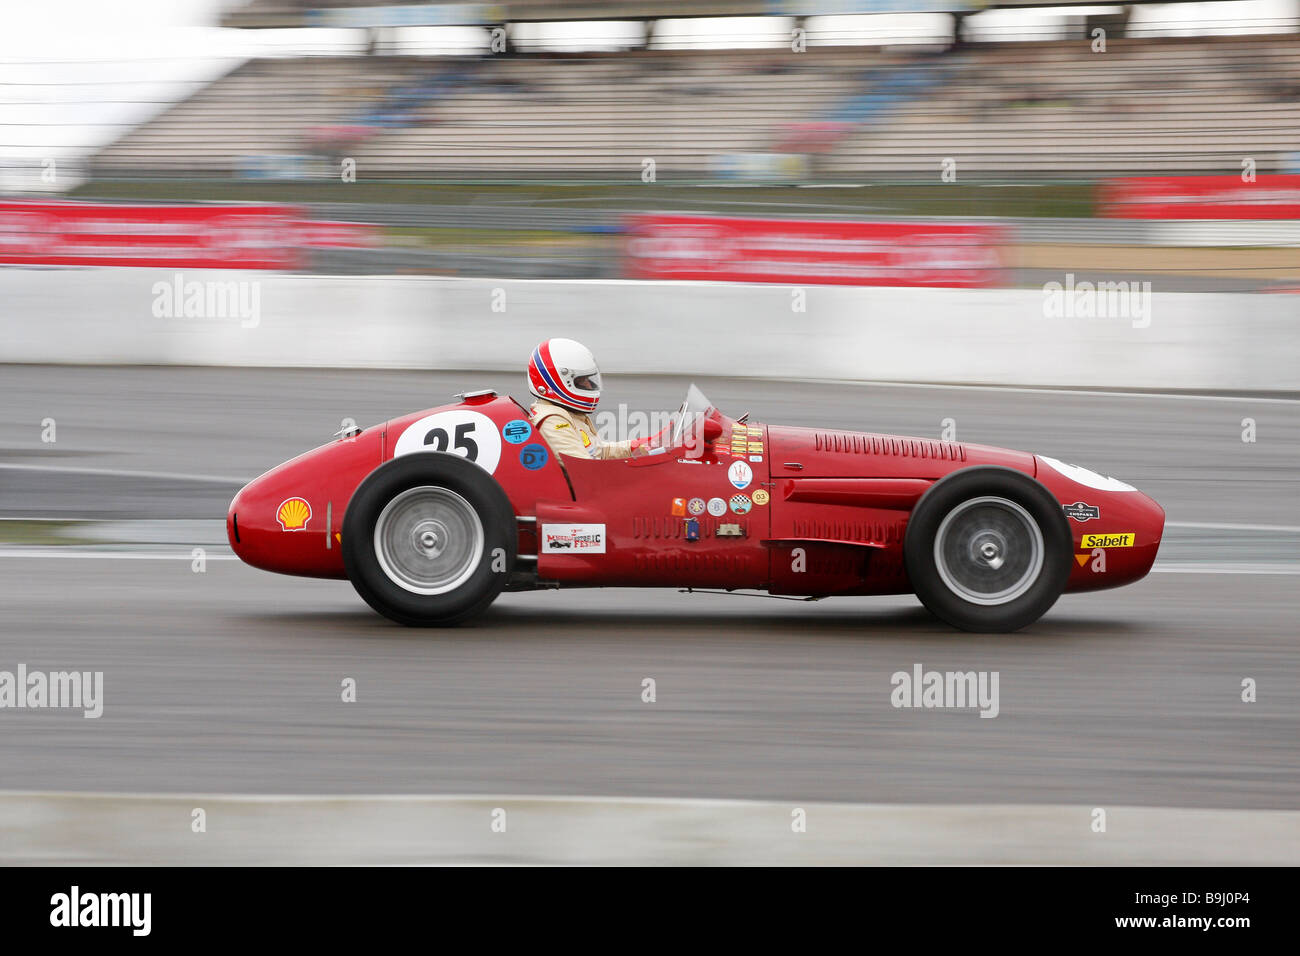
[599,437,637,460]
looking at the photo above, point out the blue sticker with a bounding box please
[503,419,532,444]
[520,443,549,471]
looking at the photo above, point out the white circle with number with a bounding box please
[393,410,502,474]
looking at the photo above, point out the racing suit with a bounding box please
[530,399,635,460]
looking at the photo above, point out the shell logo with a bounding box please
[276,497,312,531]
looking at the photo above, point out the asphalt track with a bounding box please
[1,366,1297,808]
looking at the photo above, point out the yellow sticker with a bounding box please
[552,421,570,430]
[751,489,770,506]
[1080,532,1135,549]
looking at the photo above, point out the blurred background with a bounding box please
[3,0,1300,289]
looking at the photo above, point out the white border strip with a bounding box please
[2,791,1295,866]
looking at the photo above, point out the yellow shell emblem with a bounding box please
[276,497,312,531]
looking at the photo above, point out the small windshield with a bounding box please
[670,383,717,446]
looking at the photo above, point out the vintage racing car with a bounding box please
[227,385,1164,632]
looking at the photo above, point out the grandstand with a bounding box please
[92,28,1300,181]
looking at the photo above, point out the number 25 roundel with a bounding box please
[393,410,502,474]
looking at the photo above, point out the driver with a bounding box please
[527,338,647,460]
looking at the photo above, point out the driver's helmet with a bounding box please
[527,338,601,413]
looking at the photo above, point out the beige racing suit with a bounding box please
[530,399,635,460]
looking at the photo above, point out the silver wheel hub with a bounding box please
[414,521,446,557]
[373,486,484,596]
[976,535,1005,568]
[934,496,1044,606]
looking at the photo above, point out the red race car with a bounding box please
[227,385,1164,632]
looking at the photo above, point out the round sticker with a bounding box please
[730,494,752,515]
[393,409,502,474]
[751,489,770,506]
[502,419,532,444]
[706,497,727,517]
[687,497,706,516]
[519,443,549,471]
[727,460,753,490]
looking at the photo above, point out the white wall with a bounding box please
[2,268,1296,390]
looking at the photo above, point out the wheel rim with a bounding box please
[373,486,484,595]
[933,496,1044,606]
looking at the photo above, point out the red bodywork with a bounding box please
[227,392,1164,597]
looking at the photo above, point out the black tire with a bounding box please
[342,452,516,626]
[903,466,1071,633]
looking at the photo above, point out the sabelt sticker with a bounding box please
[276,497,311,531]
[729,494,752,515]
[727,460,753,490]
[502,419,532,444]
[751,489,770,506]
[706,497,727,517]
[687,497,706,516]
[541,523,606,554]
[1063,501,1100,522]
[1081,532,1135,549]
[394,409,502,474]
[519,443,549,470]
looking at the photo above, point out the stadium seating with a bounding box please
[92,35,1300,178]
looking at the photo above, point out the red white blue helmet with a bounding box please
[527,338,601,413]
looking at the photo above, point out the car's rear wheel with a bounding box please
[342,452,515,626]
[904,466,1070,632]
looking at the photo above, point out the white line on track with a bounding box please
[0,550,1297,575]
[1166,520,1300,533]
[787,378,1300,405]
[0,463,248,484]
[1152,564,1300,574]
[0,550,238,560]
[3,518,1296,533]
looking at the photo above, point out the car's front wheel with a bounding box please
[342,452,516,626]
[904,466,1071,632]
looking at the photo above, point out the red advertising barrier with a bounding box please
[0,201,381,269]
[1100,175,1300,219]
[624,214,1006,287]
